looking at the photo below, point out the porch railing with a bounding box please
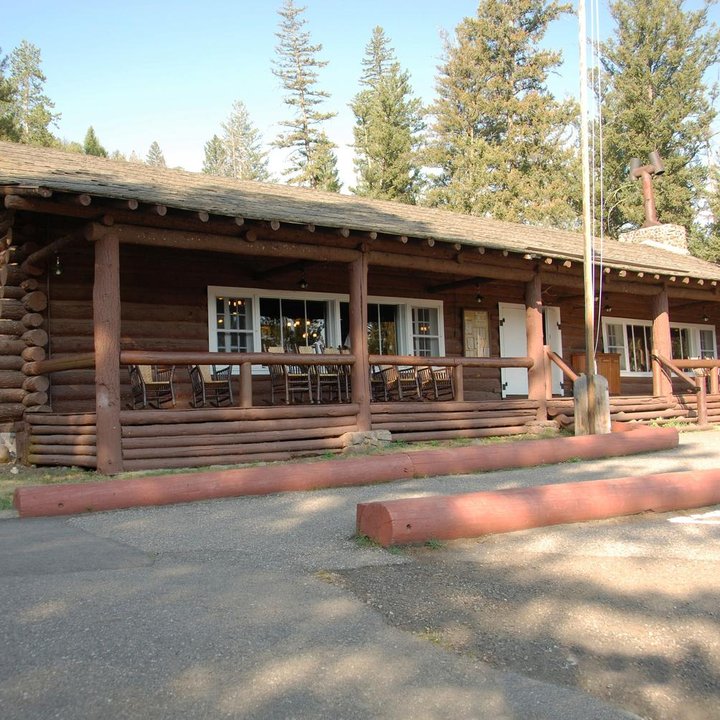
[24,350,535,408]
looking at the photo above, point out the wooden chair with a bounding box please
[129,364,176,409]
[418,366,455,400]
[266,346,313,404]
[370,365,399,402]
[314,348,343,403]
[396,366,422,399]
[188,364,233,407]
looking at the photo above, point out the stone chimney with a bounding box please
[618,224,689,255]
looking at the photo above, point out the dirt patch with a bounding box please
[330,543,720,720]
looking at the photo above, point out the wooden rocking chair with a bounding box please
[129,364,176,409]
[188,364,233,407]
[418,366,455,400]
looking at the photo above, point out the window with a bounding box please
[602,317,716,375]
[208,287,444,369]
[412,307,440,356]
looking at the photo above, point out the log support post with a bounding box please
[239,361,253,408]
[349,253,371,431]
[652,289,673,398]
[93,232,123,473]
[454,366,464,402]
[696,373,708,426]
[525,274,547,421]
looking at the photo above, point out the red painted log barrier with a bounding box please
[356,467,720,547]
[14,425,678,518]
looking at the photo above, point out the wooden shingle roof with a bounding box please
[2,140,719,281]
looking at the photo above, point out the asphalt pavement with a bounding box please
[3,430,720,719]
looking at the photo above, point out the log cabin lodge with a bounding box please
[2,140,720,474]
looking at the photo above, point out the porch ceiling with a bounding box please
[2,140,720,283]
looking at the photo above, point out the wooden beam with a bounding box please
[652,289,673,398]
[525,274,546,420]
[93,231,123,474]
[85,222,361,263]
[426,277,494,294]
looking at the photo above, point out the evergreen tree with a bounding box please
[83,126,108,157]
[109,150,128,161]
[424,0,579,228]
[146,141,167,168]
[350,26,425,203]
[8,40,59,146]
[221,101,270,181]
[598,0,719,241]
[202,134,229,176]
[305,131,341,192]
[0,47,19,141]
[55,139,83,153]
[272,0,340,191]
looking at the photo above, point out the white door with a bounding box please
[499,302,564,398]
[544,306,564,396]
[499,303,528,397]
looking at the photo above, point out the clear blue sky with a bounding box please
[3,1,717,187]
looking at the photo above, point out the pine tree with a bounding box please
[424,0,579,228]
[598,0,719,241]
[350,26,425,203]
[202,134,229,176]
[221,101,270,181]
[8,40,59,146]
[272,0,340,191]
[146,141,167,168]
[0,47,19,141]
[83,126,108,157]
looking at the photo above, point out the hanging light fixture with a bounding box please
[54,254,62,276]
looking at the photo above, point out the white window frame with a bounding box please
[601,316,717,376]
[208,286,445,373]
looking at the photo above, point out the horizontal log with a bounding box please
[27,423,97,436]
[87,222,361,263]
[390,427,529,442]
[613,408,687,421]
[0,285,25,300]
[0,265,28,287]
[121,451,294,472]
[25,412,97,426]
[23,391,48,407]
[122,436,345,461]
[0,403,25,422]
[370,399,539,413]
[0,388,25,403]
[0,319,24,336]
[120,402,359,425]
[121,413,355,439]
[0,298,26,320]
[26,454,96,468]
[0,369,26,388]
[29,443,96,456]
[370,409,536,423]
[373,416,536,432]
[0,336,28,356]
[120,350,355,368]
[368,354,534,369]
[357,460,720,547]
[0,356,23,370]
[122,424,357,450]
[28,433,96,446]
[24,353,95,375]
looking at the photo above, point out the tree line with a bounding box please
[1,0,718,258]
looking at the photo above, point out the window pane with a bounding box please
[412,307,439,357]
[700,330,716,359]
[627,325,651,372]
[368,304,398,355]
[671,327,691,359]
[216,296,254,353]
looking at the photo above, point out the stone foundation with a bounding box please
[340,430,392,452]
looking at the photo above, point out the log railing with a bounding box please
[652,354,720,425]
[24,350,535,408]
[543,346,578,399]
